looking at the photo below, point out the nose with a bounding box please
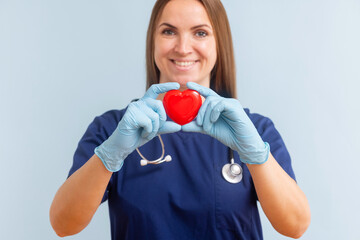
[174,34,192,55]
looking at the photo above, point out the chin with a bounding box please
[177,77,192,84]
[175,76,204,88]
[161,75,209,89]
[165,77,190,89]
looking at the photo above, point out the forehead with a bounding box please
[158,0,212,26]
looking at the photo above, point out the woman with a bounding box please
[50,0,311,239]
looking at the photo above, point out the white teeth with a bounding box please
[174,61,195,67]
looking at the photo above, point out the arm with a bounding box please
[247,153,310,238]
[50,155,112,237]
[49,83,181,237]
[182,82,311,238]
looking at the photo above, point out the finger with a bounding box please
[196,95,217,126]
[181,121,205,133]
[134,110,153,139]
[158,121,181,135]
[144,98,167,127]
[210,100,225,123]
[138,103,159,140]
[186,82,218,98]
[143,82,180,99]
[196,98,209,126]
[203,100,217,133]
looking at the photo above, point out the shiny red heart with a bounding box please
[163,89,202,125]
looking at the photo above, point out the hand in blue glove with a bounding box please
[182,82,270,164]
[95,82,181,172]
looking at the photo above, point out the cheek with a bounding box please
[199,40,217,66]
[154,39,172,68]
[154,48,161,69]
[154,43,161,68]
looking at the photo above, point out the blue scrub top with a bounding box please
[68,108,296,240]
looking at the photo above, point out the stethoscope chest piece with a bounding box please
[222,159,243,184]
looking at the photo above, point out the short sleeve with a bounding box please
[67,110,124,203]
[257,117,296,181]
[245,109,296,182]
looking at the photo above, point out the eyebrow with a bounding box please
[159,22,212,30]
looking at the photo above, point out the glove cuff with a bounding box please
[94,146,126,172]
[239,142,270,165]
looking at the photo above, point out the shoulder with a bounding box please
[244,108,296,180]
[93,109,126,125]
[87,109,127,138]
[243,107,283,147]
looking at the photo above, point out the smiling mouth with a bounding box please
[171,60,199,69]
[173,60,196,66]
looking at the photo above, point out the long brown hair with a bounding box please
[146,0,236,98]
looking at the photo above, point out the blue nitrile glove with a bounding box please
[182,82,270,164]
[95,82,181,172]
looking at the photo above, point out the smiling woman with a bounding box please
[49,0,310,239]
[154,0,217,89]
[147,0,236,98]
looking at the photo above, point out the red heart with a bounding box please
[163,89,202,125]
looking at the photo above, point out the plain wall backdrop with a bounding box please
[1,0,359,239]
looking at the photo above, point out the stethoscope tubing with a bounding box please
[136,135,243,184]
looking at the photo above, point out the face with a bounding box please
[154,0,217,90]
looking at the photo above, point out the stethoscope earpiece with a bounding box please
[164,155,172,162]
[140,155,172,166]
[140,159,148,166]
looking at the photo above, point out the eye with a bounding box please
[162,29,175,36]
[195,30,208,38]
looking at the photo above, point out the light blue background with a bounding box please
[1,0,359,239]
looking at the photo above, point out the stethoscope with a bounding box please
[221,147,243,184]
[136,135,243,184]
